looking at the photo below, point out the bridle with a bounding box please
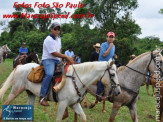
[30,53,40,64]
[120,51,163,106]
[125,52,163,78]
[68,63,120,102]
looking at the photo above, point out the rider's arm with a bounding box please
[51,52,73,63]
[102,43,113,57]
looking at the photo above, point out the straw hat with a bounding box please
[93,43,100,48]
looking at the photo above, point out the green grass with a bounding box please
[0,59,156,122]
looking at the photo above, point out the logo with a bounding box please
[2,105,33,121]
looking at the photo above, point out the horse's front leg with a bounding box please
[56,101,68,122]
[72,103,86,122]
[146,84,150,95]
[109,102,121,122]
[152,85,155,97]
[102,100,106,113]
[128,103,138,122]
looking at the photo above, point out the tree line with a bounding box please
[0,0,162,65]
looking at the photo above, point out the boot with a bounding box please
[39,97,49,106]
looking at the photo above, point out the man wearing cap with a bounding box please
[39,22,73,106]
[13,42,28,68]
[19,42,28,55]
[96,32,117,101]
[89,43,100,61]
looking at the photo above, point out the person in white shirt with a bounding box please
[39,22,73,106]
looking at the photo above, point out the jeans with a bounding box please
[40,59,60,97]
[96,81,104,95]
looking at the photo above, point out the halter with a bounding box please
[121,51,163,106]
[125,52,163,78]
[68,63,120,103]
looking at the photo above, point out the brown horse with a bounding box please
[146,73,157,96]
[13,52,40,68]
[159,81,163,121]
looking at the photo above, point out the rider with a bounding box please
[13,42,28,68]
[96,32,117,101]
[39,22,73,106]
[19,42,28,55]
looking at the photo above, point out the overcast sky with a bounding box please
[0,0,163,41]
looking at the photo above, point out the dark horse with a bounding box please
[13,52,40,68]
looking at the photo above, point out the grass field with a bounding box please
[0,59,157,122]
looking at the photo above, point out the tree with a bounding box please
[33,7,55,32]
[159,9,163,14]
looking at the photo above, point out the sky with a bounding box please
[0,0,163,41]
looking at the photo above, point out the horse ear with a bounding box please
[110,60,115,66]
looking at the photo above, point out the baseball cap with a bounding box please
[22,42,26,45]
[107,32,115,37]
[50,22,60,28]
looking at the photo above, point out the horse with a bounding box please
[0,59,121,122]
[159,81,163,121]
[80,50,163,122]
[0,44,11,64]
[146,73,158,96]
[13,52,40,68]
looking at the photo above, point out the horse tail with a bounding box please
[0,69,16,99]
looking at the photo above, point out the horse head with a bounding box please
[148,49,163,78]
[101,59,121,97]
[2,44,11,53]
[29,52,40,64]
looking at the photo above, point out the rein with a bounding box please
[67,63,119,102]
[125,52,162,79]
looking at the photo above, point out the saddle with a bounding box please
[13,55,27,68]
[27,62,69,84]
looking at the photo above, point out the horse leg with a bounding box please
[62,107,69,120]
[146,84,150,95]
[74,112,78,122]
[26,90,36,105]
[89,98,98,109]
[152,85,155,97]
[83,97,88,108]
[109,102,121,122]
[56,101,68,122]
[0,85,25,120]
[128,103,138,122]
[102,100,106,113]
[72,103,86,122]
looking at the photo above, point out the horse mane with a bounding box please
[117,52,150,73]
[72,61,107,74]
[117,66,126,73]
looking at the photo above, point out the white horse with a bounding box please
[0,59,121,122]
[0,44,11,63]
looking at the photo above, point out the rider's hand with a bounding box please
[66,56,74,64]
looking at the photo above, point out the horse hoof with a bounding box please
[89,104,95,109]
[84,104,88,108]
[102,110,107,113]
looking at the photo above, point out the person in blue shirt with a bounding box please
[96,31,117,101]
[75,54,82,63]
[19,42,28,55]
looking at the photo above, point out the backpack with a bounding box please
[27,65,44,83]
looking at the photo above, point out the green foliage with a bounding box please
[159,9,163,14]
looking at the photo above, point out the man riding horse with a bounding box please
[13,42,28,68]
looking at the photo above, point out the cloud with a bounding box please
[132,0,163,41]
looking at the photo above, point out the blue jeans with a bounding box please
[96,81,104,95]
[40,59,60,97]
